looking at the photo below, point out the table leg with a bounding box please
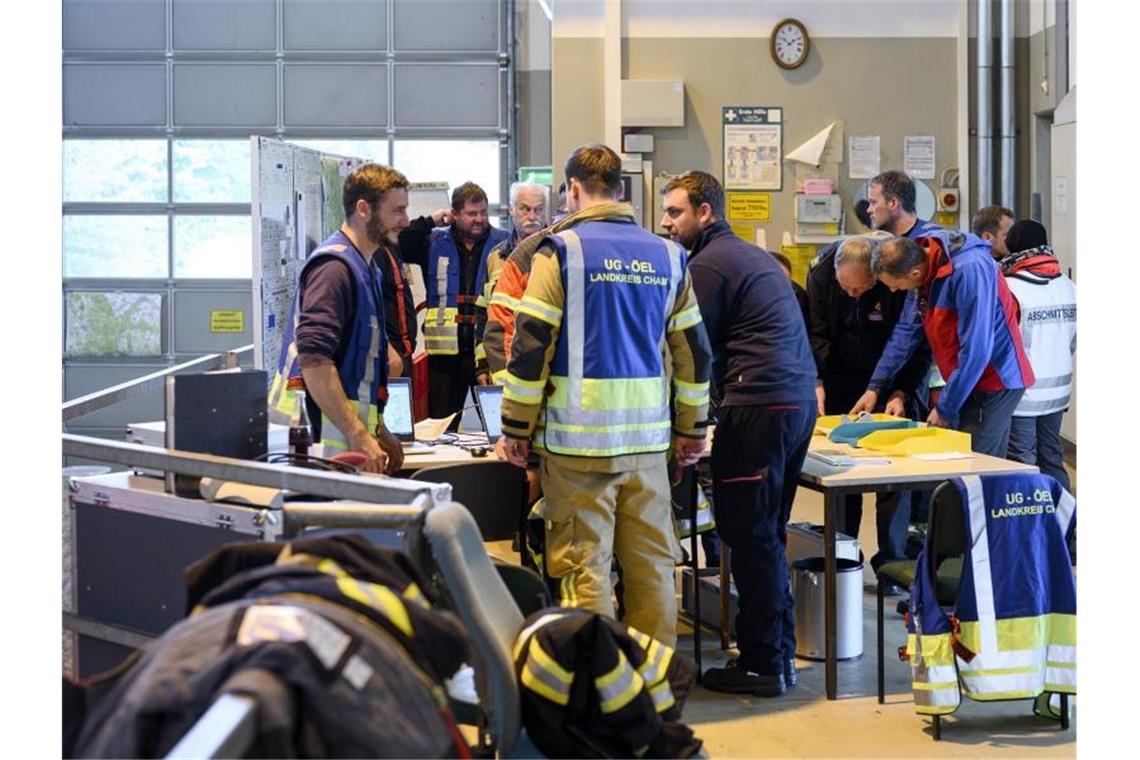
[689,466,701,680]
[824,489,840,700]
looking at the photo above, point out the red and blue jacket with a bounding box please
[869,230,1034,420]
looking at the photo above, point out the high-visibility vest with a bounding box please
[268,231,388,452]
[423,226,509,356]
[1005,271,1076,417]
[529,221,700,457]
[905,473,1076,715]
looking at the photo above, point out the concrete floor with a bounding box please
[675,475,1077,758]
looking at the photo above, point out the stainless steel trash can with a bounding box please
[792,557,864,661]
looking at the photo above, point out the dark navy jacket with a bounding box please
[688,221,816,407]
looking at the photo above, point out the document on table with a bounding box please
[415,413,456,441]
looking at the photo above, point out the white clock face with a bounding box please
[774,23,806,66]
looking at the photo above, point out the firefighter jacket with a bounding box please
[500,207,712,459]
[999,246,1077,418]
[423,225,509,356]
[268,230,389,452]
[512,607,702,758]
[904,473,1076,715]
[474,229,520,374]
[69,534,471,758]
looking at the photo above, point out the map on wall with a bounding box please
[251,137,366,386]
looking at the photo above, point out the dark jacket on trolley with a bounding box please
[807,241,932,412]
[67,535,471,759]
[513,607,702,758]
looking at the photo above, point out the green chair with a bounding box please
[876,481,965,705]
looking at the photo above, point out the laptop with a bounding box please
[474,385,503,444]
[457,387,485,435]
[386,378,434,453]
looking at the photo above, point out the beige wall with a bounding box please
[553,36,960,245]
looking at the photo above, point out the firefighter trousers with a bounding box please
[537,454,681,647]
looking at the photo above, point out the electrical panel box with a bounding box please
[621,80,685,127]
[623,133,654,153]
[795,194,842,223]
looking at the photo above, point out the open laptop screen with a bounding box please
[384,378,414,441]
[474,385,503,443]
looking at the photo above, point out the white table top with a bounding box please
[800,434,1037,488]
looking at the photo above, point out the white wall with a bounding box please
[555,0,960,38]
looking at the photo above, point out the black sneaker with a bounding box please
[784,658,798,688]
[703,659,787,697]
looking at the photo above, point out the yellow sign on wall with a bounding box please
[727,192,771,222]
[935,211,958,226]
[780,244,817,286]
[210,310,245,333]
[730,223,755,242]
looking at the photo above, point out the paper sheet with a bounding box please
[903,135,937,179]
[415,413,457,441]
[787,121,843,166]
[849,136,880,179]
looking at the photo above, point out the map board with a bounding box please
[251,138,450,392]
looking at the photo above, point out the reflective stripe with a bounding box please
[1034,373,1073,389]
[636,638,674,687]
[546,377,668,421]
[1048,644,1076,664]
[913,684,961,713]
[355,314,380,428]
[673,378,710,407]
[517,294,563,326]
[334,577,413,637]
[963,475,1000,656]
[668,302,703,333]
[1016,394,1071,414]
[595,651,644,714]
[512,611,571,661]
[1045,666,1077,690]
[318,404,380,451]
[648,678,675,713]
[402,582,429,608]
[504,370,546,405]
[562,230,587,432]
[491,368,509,385]
[560,574,578,607]
[1056,488,1076,536]
[522,638,573,706]
[541,420,671,457]
[960,669,1043,698]
[490,290,521,310]
[435,257,449,324]
[663,238,682,327]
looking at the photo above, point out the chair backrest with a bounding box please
[928,480,966,571]
[411,462,527,542]
[422,500,524,756]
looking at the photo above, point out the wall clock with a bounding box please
[771,18,810,70]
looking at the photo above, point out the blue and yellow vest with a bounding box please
[905,473,1076,715]
[423,226,509,356]
[268,231,389,452]
[533,220,690,457]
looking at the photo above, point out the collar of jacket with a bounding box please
[1000,246,1061,277]
[510,201,637,262]
[690,219,734,258]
